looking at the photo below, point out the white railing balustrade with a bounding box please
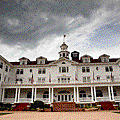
[3,98,15,103]
[79,97,92,101]
[96,97,109,101]
[19,98,32,103]
[114,96,120,100]
[36,98,49,102]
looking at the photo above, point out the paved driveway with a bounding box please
[0,110,120,120]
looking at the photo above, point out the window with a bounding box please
[73,53,77,57]
[0,74,1,81]
[0,62,3,69]
[20,69,23,74]
[96,67,98,70]
[30,69,32,72]
[86,67,90,72]
[106,76,110,79]
[96,90,103,97]
[63,53,65,57]
[43,91,49,98]
[40,60,42,64]
[105,66,113,72]
[97,76,100,81]
[43,68,46,74]
[4,75,6,81]
[83,77,91,82]
[22,61,25,65]
[38,68,46,74]
[58,78,60,83]
[83,77,86,82]
[16,69,23,74]
[5,66,8,72]
[59,67,69,73]
[82,67,85,72]
[9,69,11,72]
[38,77,45,83]
[82,67,90,72]
[62,62,65,64]
[85,58,88,62]
[109,66,113,71]
[104,58,107,62]
[58,77,70,83]
[113,89,117,96]
[16,69,19,74]
[79,91,86,98]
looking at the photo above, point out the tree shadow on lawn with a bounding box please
[0,113,13,116]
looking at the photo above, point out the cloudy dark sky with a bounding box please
[0,0,120,62]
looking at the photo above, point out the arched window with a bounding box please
[63,53,65,57]
[79,90,86,98]
[43,91,49,98]
[96,90,103,97]
[113,89,117,96]
[62,62,66,64]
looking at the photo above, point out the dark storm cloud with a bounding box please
[0,0,119,50]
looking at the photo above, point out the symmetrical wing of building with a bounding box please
[0,41,120,108]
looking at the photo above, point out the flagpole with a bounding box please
[63,35,66,43]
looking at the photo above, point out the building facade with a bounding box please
[0,41,120,108]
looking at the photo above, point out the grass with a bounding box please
[0,113,12,116]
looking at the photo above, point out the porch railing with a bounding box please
[96,97,110,101]
[114,96,120,101]
[35,98,49,102]
[79,97,92,101]
[3,98,15,103]
[19,98,32,103]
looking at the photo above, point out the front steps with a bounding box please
[12,103,30,111]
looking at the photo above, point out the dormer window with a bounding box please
[73,53,78,57]
[0,62,3,69]
[63,53,65,57]
[82,58,90,63]
[22,61,25,65]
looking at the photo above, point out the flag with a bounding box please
[93,71,95,80]
[31,73,34,84]
[75,71,78,81]
[49,72,51,83]
[64,35,66,38]
[111,72,113,81]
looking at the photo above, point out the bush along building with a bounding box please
[0,39,120,111]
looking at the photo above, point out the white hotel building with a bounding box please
[0,41,120,109]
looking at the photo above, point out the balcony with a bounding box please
[96,97,110,101]
[79,97,92,102]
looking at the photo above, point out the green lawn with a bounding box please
[0,113,12,116]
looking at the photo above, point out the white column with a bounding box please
[77,87,79,102]
[94,86,97,102]
[49,87,51,103]
[2,88,5,102]
[74,87,76,102]
[91,86,94,102]
[18,88,20,103]
[31,88,34,103]
[51,87,53,103]
[111,86,114,101]
[34,88,36,101]
[108,86,111,101]
[15,88,18,103]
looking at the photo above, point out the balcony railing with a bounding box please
[96,97,110,101]
[3,98,15,103]
[19,98,32,103]
[35,98,49,102]
[79,97,92,102]
[114,96,120,101]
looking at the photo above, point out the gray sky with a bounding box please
[0,0,120,62]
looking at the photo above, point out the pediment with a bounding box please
[48,57,79,66]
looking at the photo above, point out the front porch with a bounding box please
[1,85,120,104]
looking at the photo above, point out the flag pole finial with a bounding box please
[63,35,66,43]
